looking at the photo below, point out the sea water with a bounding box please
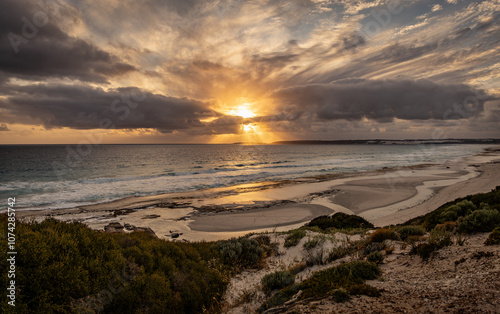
[0,144,490,210]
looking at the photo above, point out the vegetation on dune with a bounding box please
[306,212,374,231]
[485,227,500,245]
[284,229,307,248]
[261,271,295,293]
[2,186,499,312]
[0,216,230,313]
[259,261,381,312]
[406,186,500,231]
[215,237,264,269]
[396,225,426,241]
[368,228,400,243]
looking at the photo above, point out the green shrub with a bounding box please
[0,215,227,314]
[405,187,500,230]
[435,221,457,232]
[298,261,380,299]
[362,242,386,256]
[306,213,374,231]
[457,209,500,233]
[331,287,350,302]
[485,227,500,245]
[284,229,307,248]
[254,235,279,257]
[302,247,329,266]
[429,228,453,247]
[367,251,384,264]
[369,228,400,243]
[411,242,438,261]
[261,271,295,292]
[254,235,271,246]
[328,241,360,262]
[397,225,426,240]
[259,261,381,312]
[303,235,325,250]
[439,200,475,223]
[216,237,264,268]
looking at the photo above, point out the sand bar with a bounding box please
[188,204,333,232]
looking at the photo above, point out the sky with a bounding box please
[0,0,499,144]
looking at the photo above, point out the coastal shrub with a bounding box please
[405,186,500,230]
[288,262,307,275]
[284,229,307,248]
[261,271,295,293]
[369,228,400,243]
[456,209,500,233]
[397,225,426,241]
[429,228,453,247]
[331,287,350,302]
[435,221,457,232]
[0,215,227,314]
[303,235,326,250]
[298,261,380,299]
[328,240,361,262]
[485,227,500,245]
[411,243,438,261]
[254,235,279,257]
[216,237,264,268]
[439,200,475,223]
[367,251,384,264]
[302,247,329,266]
[362,242,386,256]
[259,261,381,312]
[306,213,374,231]
[410,228,452,261]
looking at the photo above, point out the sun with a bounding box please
[242,124,256,132]
[228,103,256,118]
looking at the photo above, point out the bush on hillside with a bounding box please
[259,261,381,311]
[284,229,307,248]
[306,213,374,231]
[456,209,500,233]
[405,186,500,230]
[397,225,426,241]
[485,227,500,245]
[0,215,227,314]
[367,251,384,264]
[369,228,400,243]
[261,271,295,293]
[216,237,264,268]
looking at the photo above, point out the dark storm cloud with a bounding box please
[273,79,492,122]
[0,84,217,132]
[0,0,135,83]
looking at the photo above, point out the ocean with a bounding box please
[0,144,490,210]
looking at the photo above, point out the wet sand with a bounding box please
[189,204,333,232]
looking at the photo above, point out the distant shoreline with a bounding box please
[2,138,500,145]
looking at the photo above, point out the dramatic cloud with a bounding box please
[0,0,498,143]
[273,79,491,122]
[0,0,135,83]
[0,84,217,132]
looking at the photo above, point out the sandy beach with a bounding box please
[17,147,500,241]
